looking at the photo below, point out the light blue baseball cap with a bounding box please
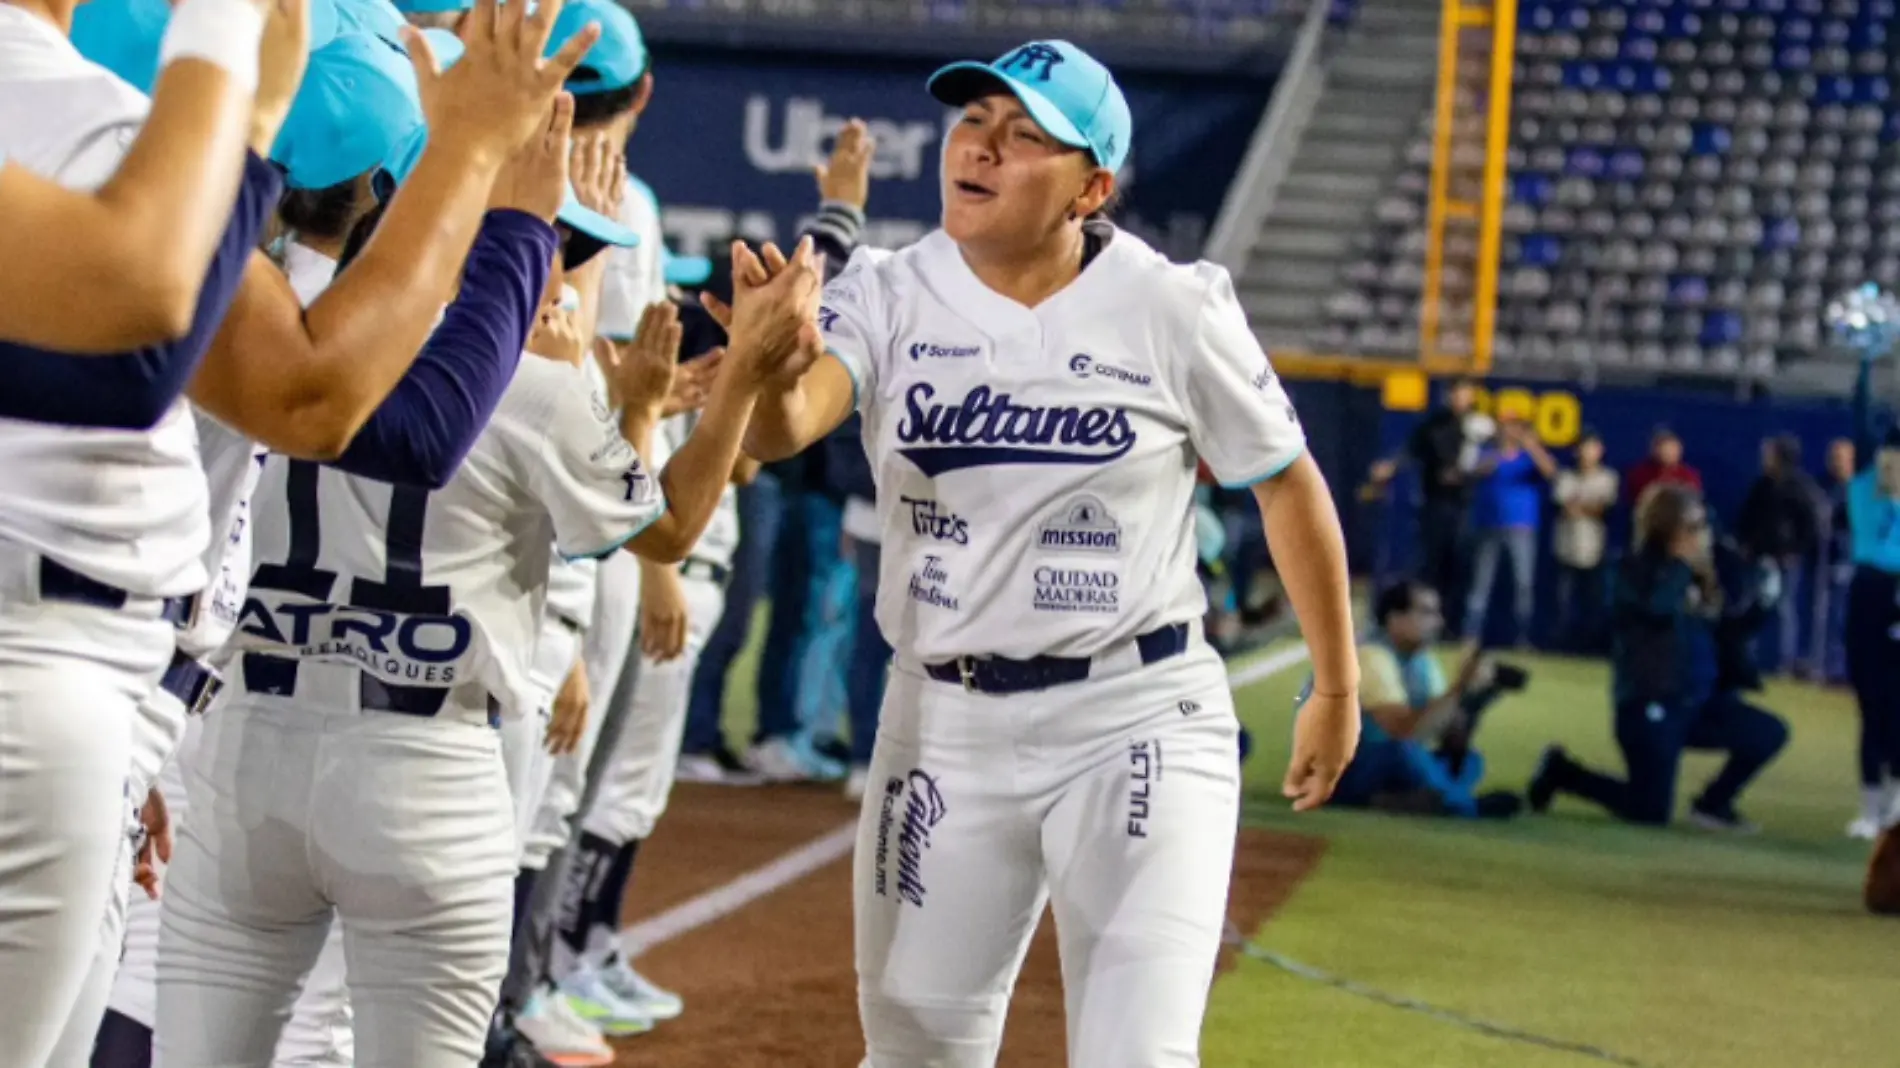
[547,0,647,95]
[927,40,1132,175]
[663,248,713,288]
[272,33,423,190]
[72,0,342,93]
[381,29,639,253]
[333,0,409,45]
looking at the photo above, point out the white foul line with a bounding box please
[623,642,1314,957]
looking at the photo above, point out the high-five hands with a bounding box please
[402,0,600,163]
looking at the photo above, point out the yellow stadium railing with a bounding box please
[1420,0,1519,373]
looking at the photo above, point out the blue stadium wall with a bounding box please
[631,44,1277,267]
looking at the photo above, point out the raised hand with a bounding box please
[570,130,626,220]
[607,302,682,415]
[248,0,311,153]
[815,118,876,211]
[402,0,600,161]
[527,301,586,365]
[488,93,573,223]
[662,347,723,417]
[721,238,825,388]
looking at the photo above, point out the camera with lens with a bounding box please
[1490,662,1530,692]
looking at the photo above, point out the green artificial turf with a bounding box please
[1208,647,1900,1068]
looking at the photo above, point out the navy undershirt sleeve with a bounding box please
[0,151,283,429]
[328,210,557,489]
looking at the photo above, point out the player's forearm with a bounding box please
[744,357,853,462]
[633,375,762,562]
[1255,454,1360,695]
[0,63,254,352]
[293,137,507,386]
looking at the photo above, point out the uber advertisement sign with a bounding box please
[634,49,1274,262]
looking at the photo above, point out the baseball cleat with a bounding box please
[597,958,684,1021]
[560,966,657,1036]
[515,987,613,1067]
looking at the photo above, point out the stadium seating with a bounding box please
[1325,0,1900,376]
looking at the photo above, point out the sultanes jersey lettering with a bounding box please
[818,227,1305,663]
[0,9,210,597]
[231,355,666,720]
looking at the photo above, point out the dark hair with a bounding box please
[1577,427,1603,447]
[1769,433,1802,468]
[1635,484,1703,554]
[278,180,360,242]
[569,68,643,129]
[1651,425,1679,445]
[336,195,390,271]
[1374,579,1434,626]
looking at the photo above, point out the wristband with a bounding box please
[158,0,266,94]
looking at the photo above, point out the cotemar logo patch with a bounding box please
[895,383,1136,476]
[1068,353,1153,388]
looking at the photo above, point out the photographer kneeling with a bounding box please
[1326,581,1526,820]
[1530,486,1790,832]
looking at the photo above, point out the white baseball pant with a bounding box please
[0,549,174,1068]
[522,550,641,870]
[156,673,517,1068]
[46,682,191,1068]
[504,620,583,856]
[855,643,1240,1068]
[580,571,727,845]
[101,710,354,1067]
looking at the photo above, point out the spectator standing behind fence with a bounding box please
[1737,434,1824,676]
[1464,416,1557,645]
[1625,427,1702,512]
[1529,485,1789,831]
[1369,377,1483,633]
[1551,430,1619,653]
[1822,437,1856,683]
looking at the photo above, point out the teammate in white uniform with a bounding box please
[0,0,276,353]
[734,41,1362,1066]
[0,4,294,1060]
[154,39,827,1057]
[551,407,743,1029]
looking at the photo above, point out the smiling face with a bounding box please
[940,92,1111,256]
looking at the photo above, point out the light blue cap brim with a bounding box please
[392,0,472,10]
[663,252,714,288]
[559,192,640,249]
[926,62,1092,156]
[332,0,408,46]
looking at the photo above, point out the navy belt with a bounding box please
[680,557,731,586]
[924,622,1192,696]
[39,558,191,624]
[160,650,223,716]
[359,675,503,729]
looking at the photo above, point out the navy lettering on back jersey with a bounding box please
[894,383,1136,476]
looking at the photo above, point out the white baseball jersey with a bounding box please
[595,174,669,342]
[180,244,337,658]
[819,226,1306,664]
[0,8,210,597]
[228,354,666,719]
[661,412,740,569]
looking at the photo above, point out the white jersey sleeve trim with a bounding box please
[558,506,665,563]
[1216,445,1307,490]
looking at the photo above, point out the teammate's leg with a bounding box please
[566,577,726,968]
[0,599,160,1068]
[1039,665,1241,1068]
[321,716,517,1068]
[856,669,1047,1068]
[155,705,336,1067]
[271,926,353,1068]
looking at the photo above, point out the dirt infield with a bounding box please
[608,782,1326,1067]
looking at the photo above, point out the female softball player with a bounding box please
[0,0,285,352]
[731,39,1360,1066]
[1844,358,1900,838]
